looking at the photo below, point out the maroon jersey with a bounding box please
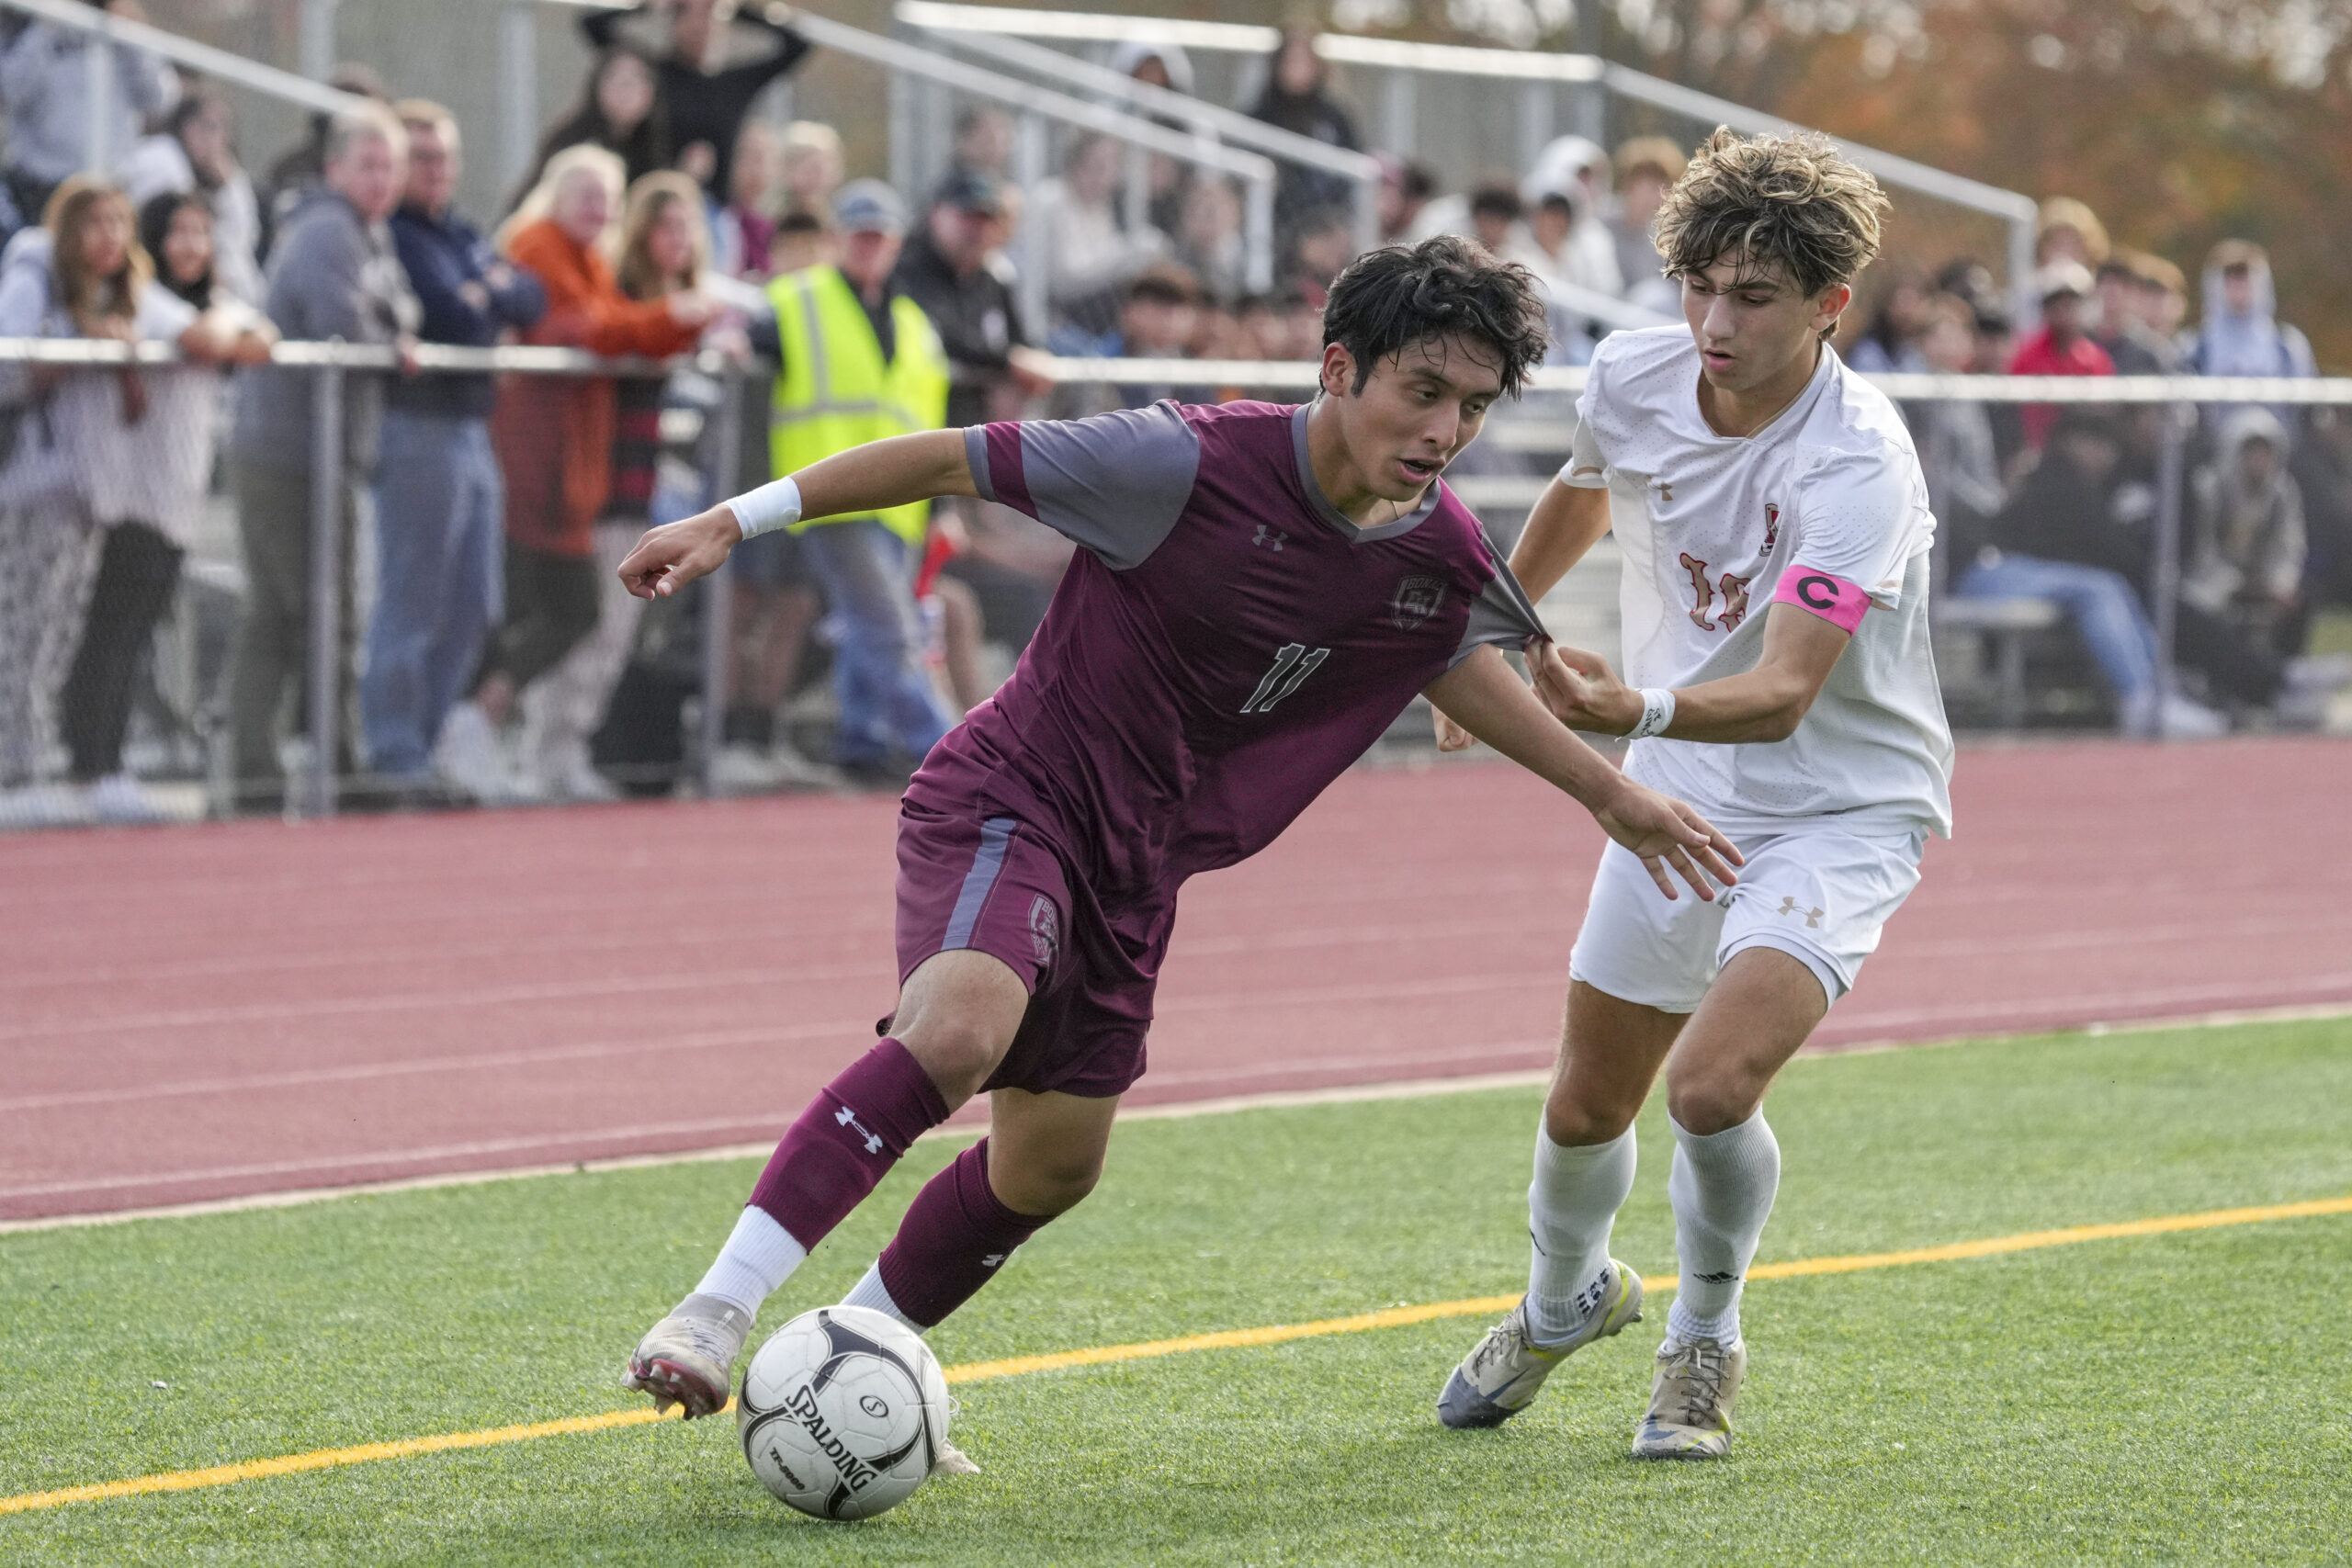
[906,400,1544,987]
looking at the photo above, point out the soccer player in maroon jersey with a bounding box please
[611,238,1741,1447]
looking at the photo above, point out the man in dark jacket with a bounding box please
[226,105,421,811]
[364,100,546,790]
[889,172,1050,429]
[581,0,808,196]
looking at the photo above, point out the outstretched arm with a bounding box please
[1532,601,1849,744]
[616,429,977,600]
[1425,645,1742,901]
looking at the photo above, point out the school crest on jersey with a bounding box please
[1763,502,1781,550]
[1389,574,1447,631]
[1028,895,1060,966]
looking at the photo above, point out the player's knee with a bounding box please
[994,1149,1102,1217]
[1663,1072,1758,1137]
[1542,1095,1639,1147]
[896,1019,1010,1101]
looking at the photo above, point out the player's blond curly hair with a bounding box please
[1655,128,1891,318]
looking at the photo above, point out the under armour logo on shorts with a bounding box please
[1776,896,1825,929]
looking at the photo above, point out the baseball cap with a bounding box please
[930,169,1007,216]
[831,178,908,237]
[2034,259,2095,301]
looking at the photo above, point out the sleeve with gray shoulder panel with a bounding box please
[963,400,1202,570]
[1449,541,1551,669]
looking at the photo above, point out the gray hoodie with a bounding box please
[0,21,178,188]
[230,186,420,476]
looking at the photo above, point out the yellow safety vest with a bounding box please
[767,265,951,546]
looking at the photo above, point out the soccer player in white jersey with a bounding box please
[1433,129,1954,1458]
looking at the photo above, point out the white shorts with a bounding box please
[1566,824,1927,1013]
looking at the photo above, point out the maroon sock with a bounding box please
[747,1037,950,1251]
[875,1138,1053,1328]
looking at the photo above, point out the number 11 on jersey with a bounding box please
[1241,643,1331,714]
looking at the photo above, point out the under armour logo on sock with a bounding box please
[1694,1270,1740,1283]
[834,1104,885,1155]
[1776,895,1825,929]
[979,1253,1007,1269]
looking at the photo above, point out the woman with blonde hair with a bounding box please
[438,149,718,803]
[0,177,265,822]
[517,170,730,800]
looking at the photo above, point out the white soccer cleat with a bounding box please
[623,1294,752,1419]
[932,1442,981,1476]
[1630,1336,1747,1459]
[1437,1260,1644,1429]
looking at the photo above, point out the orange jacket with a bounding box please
[491,218,700,557]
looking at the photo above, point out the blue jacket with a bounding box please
[387,201,546,420]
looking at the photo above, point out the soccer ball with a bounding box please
[737,1305,951,1520]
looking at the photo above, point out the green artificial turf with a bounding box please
[4,1016,2349,1564]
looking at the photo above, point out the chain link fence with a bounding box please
[3,343,2350,831]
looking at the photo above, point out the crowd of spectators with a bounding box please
[1897,199,2352,736]
[1,4,2347,824]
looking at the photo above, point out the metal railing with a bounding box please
[0,0,367,175]
[896,1,1385,254]
[884,3,2043,327]
[3,337,2345,831]
[537,1,1281,335]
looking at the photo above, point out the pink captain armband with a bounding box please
[1772,567,1871,635]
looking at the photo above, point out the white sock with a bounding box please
[840,1262,922,1331]
[690,1206,808,1319]
[1524,1122,1637,1346]
[1665,1111,1781,1347]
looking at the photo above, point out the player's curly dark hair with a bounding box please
[1656,127,1890,312]
[1321,236,1549,399]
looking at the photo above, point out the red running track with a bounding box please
[3,738,2347,1223]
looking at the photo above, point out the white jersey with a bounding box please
[1564,325,1953,838]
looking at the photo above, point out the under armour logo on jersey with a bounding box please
[1776,896,1825,929]
[834,1104,885,1155]
[1252,525,1287,551]
[1656,478,1675,502]
[1763,502,1781,549]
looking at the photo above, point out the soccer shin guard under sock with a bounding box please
[874,1138,1053,1328]
[1524,1122,1638,1344]
[1666,1110,1781,1342]
[747,1037,952,1254]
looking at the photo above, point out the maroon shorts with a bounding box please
[891,800,1153,1099]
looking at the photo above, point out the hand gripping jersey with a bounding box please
[1563,326,1954,838]
[910,398,1546,986]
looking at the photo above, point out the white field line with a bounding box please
[2,1001,2345,1237]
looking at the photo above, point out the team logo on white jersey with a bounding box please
[1389,574,1447,630]
[1763,502,1781,550]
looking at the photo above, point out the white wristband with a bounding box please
[729,474,803,540]
[1624,686,1676,741]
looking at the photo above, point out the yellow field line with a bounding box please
[6,1191,2346,1518]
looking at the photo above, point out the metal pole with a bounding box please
[1352,173,1381,254]
[1382,68,1415,160]
[1518,80,1554,176]
[1013,111,1048,341]
[83,20,112,175]
[888,63,915,202]
[1572,5,1606,141]
[2150,400,2187,721]
[499,2,538,201]
[698,364,742,797]
[299,0,338,81]
[1122,141,1148,237]
[1242,173,1274,295]
[304,354,345,817]
[2008,213,2039,334]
